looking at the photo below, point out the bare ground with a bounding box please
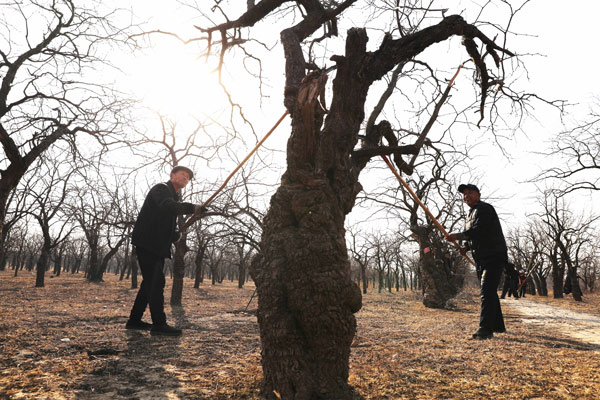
[503,297,600,346]
[1,269,599,399]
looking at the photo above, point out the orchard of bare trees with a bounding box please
[2,1,600,399]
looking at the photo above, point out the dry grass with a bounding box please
[0,269,598,399]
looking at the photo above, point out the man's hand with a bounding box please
[194,204,208,215]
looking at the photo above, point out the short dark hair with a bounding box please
[171,166,194,180]
[458,183,479,193]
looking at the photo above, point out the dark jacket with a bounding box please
[132,181,195,259]
[461,200,508,268]
[505,262,519,280]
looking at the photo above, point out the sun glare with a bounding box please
[129,42,224,118]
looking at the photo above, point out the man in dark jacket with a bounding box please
[125,166,204,336]
[446,184,507,340]
[500,262,519,299]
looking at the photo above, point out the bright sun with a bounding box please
[129,41,224,118]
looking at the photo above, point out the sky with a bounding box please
[474,0,600,222]
[118,0,600,234]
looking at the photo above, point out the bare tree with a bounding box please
[535,191,599,301]
[363,151,467,308]
[366,232,392,293]
[578,239,600,293]
[347,227,371,294]
[69,171,131,282]
[0,176,33,270]
[27,158,74,287]
[0,1,133,255]
[507,224,549,296]
[536,103,600,194]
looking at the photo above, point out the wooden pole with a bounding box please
[381,154,475,266]
[181,110,289,233]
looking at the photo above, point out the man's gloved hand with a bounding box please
[194,204,208,215]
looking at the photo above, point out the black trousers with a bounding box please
[128,247,167,325]
[519,284,526,298]
[501,278,519,298]
[479,264,505,332]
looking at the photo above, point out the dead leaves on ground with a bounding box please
[0,270,598,399]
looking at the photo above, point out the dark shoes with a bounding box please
[126,320,182,336]
[150,323,182,336]
[471,328,494,340]
[125,320,152,330]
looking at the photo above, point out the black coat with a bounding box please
[461,200,508,268]
[132,181,195,259]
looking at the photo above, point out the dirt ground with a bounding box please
[504,297,600,346]
[1,269,599,399]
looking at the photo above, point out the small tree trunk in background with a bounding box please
[567,267,583,302]
[53,260,61,277]
[238,262,246,289]
[551,255,563,298]
[193,245,206,288]
[120,242,128,281]
[170,237,188,306]
[35,248,50,288]
[87,246,101,282]
[360,263,367,294]
[526,275,536,295]
[130,247,138,289]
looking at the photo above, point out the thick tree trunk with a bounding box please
[249,183,362,400]
[414,229,461,308]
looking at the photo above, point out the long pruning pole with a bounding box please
[517,252,537,292]
[381,155,475,267]
[181,110,289,233]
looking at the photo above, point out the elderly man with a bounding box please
[125,166,205,336]
[446,184,507,340]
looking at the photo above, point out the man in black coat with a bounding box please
[125,166,204,336]
[500,262,519,299]
[446,184,507,340]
